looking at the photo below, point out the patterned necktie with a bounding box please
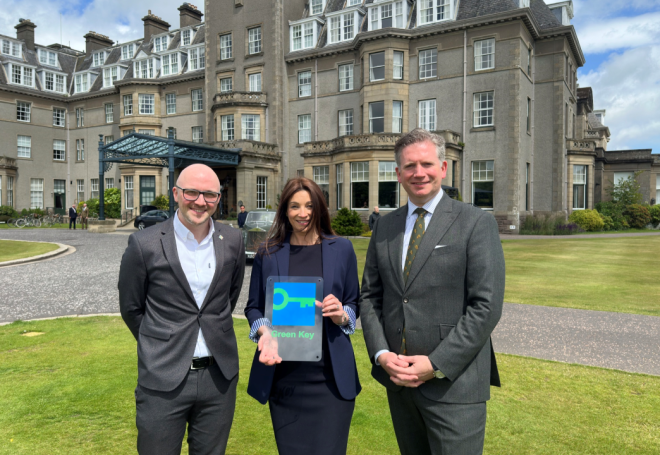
[403,207,428,284]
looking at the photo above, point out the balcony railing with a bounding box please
[566,139,596,152]
[0,156,18,169]
[303,133,402,155]
[213,91,267,109]
[215,139,279,157]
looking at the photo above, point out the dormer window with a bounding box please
[1,39,21,58]
[327,8,364,45]
[6,63,35,87]
[134,58,158,79]
[347,0,362,5]
[38,49,58,67]
[181,28,195,46]
[92,51,106,68]
[519,0,530,7]
[310,0,326,16]
[103,67,119,88]
[161,53,180,76]
[548,1,574,26]
[290,18,323,52]
[369,1,408,31]
[41,71,66,93]
[417,0,457,26]
[188,46,205,71]
[154,35,169,52]
[121,43,136,60]
[74,72,96,93]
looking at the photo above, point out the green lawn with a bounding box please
[1,317,658,454]
[0,240,59,263]
[350,237,660,316]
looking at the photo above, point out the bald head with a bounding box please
[176,164,220,192]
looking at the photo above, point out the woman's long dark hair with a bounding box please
[262,177,335,254]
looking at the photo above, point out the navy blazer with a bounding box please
[245,235,362,404]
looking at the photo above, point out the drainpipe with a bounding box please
[315,59,319,140]
[531,44,535,212]
[462,29,467,200]
[66,106,70,208]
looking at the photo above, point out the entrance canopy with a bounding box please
[97,132,241,220]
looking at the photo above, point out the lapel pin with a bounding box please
[219,234,224,240]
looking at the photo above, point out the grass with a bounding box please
[0,240,59,262]
[350,237,660,317]
[1,317,659,454]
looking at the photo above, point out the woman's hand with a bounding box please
[257,326,282,366]
[317,294,349,326]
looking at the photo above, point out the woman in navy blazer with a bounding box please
[245,178,361,455]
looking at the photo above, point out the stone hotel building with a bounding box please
[0,0,658,232]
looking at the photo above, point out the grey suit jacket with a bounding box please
[359,195,504,404]
[118,217,245,392]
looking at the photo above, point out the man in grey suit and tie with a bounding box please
[119,163,245,454]
[359,129,505,455]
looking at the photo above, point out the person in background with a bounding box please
[237,205,248,228]
[68,204,77,230]
[368,206,380,231]
[80,203,88,230]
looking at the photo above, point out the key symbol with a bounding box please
[273,288,315,311]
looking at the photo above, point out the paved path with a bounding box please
[500,231,660,240]
[1,229,658,376]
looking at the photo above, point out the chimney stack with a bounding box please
[178,3,203,28]
[15,19,37,51]
[142,10,171,43]
[84,31,114,55]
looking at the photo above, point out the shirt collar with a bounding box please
[407,189,444,218]
[173,210,215,245]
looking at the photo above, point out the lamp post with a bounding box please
[98,134,105,220]
[168,127,175,218]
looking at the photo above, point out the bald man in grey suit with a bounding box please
[359,129,505,455]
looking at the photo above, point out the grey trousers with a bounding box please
[387,388,487,455]
[135,364,237,455]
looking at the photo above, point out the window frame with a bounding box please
[53,140,66,161]
[241,114,261,141]
[124,176,134,209]
[161,53,179,76]
[572,164,587,210]
[327,10,360,44]
[192,126,204,143]
[188,45,205,71]
[105,103,114,123]
[219,34,233,60]
[121,43,136,60]
[473,91,494,127]
[418,48,437,79]
[369,101,385,134]
[256,176,267,209]
[191,89,204,112]
[298,71,312,97]
[350,161,370,210]
[339,63,354,91]
[17,101,31,122]
[53,108,66,127]
[418,0,453,26]
[474,38,495,71]
[9,63,35,88]
[76,138,85,161]
[248,72,262,92]
[123,95,133,116]
[418,99,436,131]
[298,114,312,144]
[378,161,399,208]
[393,51,404,79]
[17,135,31,158]
[166,93,177,115]
[369,52,386,82]
[472,160,494,210]
[338,109,354,137]
[392,101,403,133]
[248,27,262,54]
[138,94,155,115]
[221,114,235,141]
[31,178,44,210]
[220,77,233,93]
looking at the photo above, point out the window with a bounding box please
[154,35,169,52]
[53,108,66,127]
[475,38,495,71]
[220,34,232,60]
[164,128,176,139]
[221,115,235,140]
[192,126,203,143]
[105,178,115,189]
[291,22,315,51]
[121,43,135,60]
[11,64,34,87]
[339,64,354,91]
[256,176,267,209]
[139,94,155,114]
[347,0,362,5]
[105,104,114,123]
[53,140,65,161]
[328,13,356,44]
[311,0,325,15]
[472,160,494,209]
[351,162,369,209]
[1,39,21,58]
[44,72,66,92]
[525,163,530,211]
[17,102,30,122]
[419,49,437,79]
[370,52,385,82]
[370,1,405,30]
[191,89,203,111]
[134,59,155,79]
[526,97,531,133]
[161,53,179,76]
[249,73,262,92]
[139,129,155,136]
[248,27,262,54]
[77,179,85,203]
[393,51,404,79]
[31,179,44,209]
[298,114,312,143]
[166,93,176,114]
[336,164,344,209]
[6,176,13,207]
[613,172,634,185]
[379,162,399,208]
[220,77,233,93]
[419,0,452,25]
[369,102,385,133]
[182,29,193,46]
[76,108,84,127]
[103,67,118,88]
[76,139,85,161]
[74,73,89,93]
[104,136,114,144]
[298,71,311,97]
[474,92,494,127]
[18,135,31,158]
[527,47,532,74]
[38,48,57,66]
[242,114,260,141]
[418,99,436,130]
[92,51,105,67]
[124,176,134,209]
[122,130,131,137]
[189,47,205,70]
[313,166,330,205]
[393,101,403,133]
[123,95,133,116]
[91,179,99,199]
[339,109,353,136]
[573,165,587,210]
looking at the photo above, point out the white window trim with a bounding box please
[220,77,233,93]
[133,58,158,79]
[418,48,437,79]
[121,43,138,60]
[473,91,494,127]
[37,48,59,68]
[41,70,68,93]
[160,52,180,77]
[339,109,353,137]
[474,38,495,71]
[418,99,436,131]
[298,114,312,144]
[289,18,323,52]
[2,38,23,58]
[471,160,494,210]
[339,63,354,91]
[105,103,114,123]
[191,89,204,112]
[166,93,177,115]
[7,63,36,88]
[92,51,106,68]
[187,45,205,72]
[298,71,311,97]
[310,0,327,16]
[219,34,233,60]
[326,8,364,45]
[73,72,96,94]
[53,108,66,127]
[368,1,407,31]
[248,27,262,54]
[370,52,386,82]
[181,28,196,47]
[417,0,456,27]
[138,94,155,115]
[153,34,170,53]
[221,114,235,141]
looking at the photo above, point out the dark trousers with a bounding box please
[387,388,487,455]
[69,218,76,229]
[135,364,237,455]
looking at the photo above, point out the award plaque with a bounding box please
[265,276,324,362]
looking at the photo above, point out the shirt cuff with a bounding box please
[374,349,390,366]
[249,318,273,343]
[339,306,357,335]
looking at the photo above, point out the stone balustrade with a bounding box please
[303,133,402,155]
[215,139,279,157]
[0,156,18,169]
[213,91,267,108]
[566,139,596,152]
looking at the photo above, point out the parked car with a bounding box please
[241,210,276,260]
[134,210,170,230]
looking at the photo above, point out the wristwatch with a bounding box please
[433,370,446,379]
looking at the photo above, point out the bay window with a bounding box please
[572,165,587,210]
[472,160,494,209]
[379,162,399,208]
[351,162,369,209]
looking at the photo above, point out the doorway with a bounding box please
[54,179,66,214]
[140,175,156,206]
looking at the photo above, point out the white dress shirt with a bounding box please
[173,212,216,358]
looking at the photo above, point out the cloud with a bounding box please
[0,0,204,51]
[575,11,660,54]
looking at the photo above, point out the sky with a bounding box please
[1,0,658,153]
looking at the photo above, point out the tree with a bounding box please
[607,171,643,207]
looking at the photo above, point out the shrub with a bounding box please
[520,214,557,235]
[600,214,614,231]
[21,208,45,217]
[607,171,643,207]
[331,208,363,236]
[362,231,372,238]
[104,188,121,219]
[596,201,627,231]
[625,204,651,229]
[0,205,18,217]
[152,194,169,210]
[84,198,99,215]
[568,209,604,232]
[554,222,585,235]
[649,205,660,227]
